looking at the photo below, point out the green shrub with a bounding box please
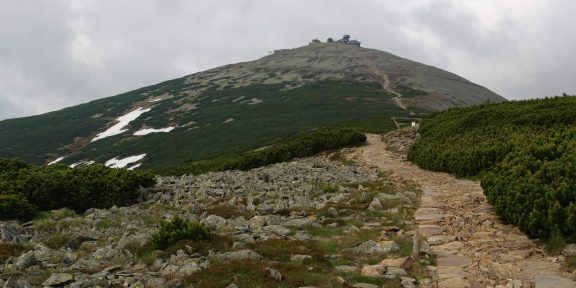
[151,217,211,250]
[0,194,38,221]
[408,95,576,242]
[161,127,366,176]
[0,160,156,220]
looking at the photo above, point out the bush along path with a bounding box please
[351,133,576,288]
[0,154,433,287]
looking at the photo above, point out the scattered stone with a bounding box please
[42,273,74,286]
[213,249,263,262]
[350,240,400,255]
[352,283,379,288]
[15,251,36,270]
[562,244,576,257]
[327,207,339,218]
[368,198,383,210]
[401,276,417,288]
[265,268,283,281]
[360,264,386,277]
[380,256,413,270]
[290,254,313,262]
[226,285,239,288]
[334,265,360,273]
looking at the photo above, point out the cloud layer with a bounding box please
[1,0,575,120]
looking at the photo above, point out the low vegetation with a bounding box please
[151,216,211,250]
[409,95,576,242]
[159,127,367,176]
[0,158,156,221]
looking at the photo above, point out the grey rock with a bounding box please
[562,244,576,257]
[15,250,36,270]
[42,273,74,286]
[265,268,283,281]
[327,207,339,218]
[0,222,21,243]
[226,284,239,288]
[368,198,383,210]
[352,284,379,288]
[349,240,400,255]
[385,266,408,279]
[401,276,417,288]
[213,249,263,262]
[534,275,576,288]
[202,215,227,229]
[334,265,359,273]
[290,254,312,262]
[262,225,291,237]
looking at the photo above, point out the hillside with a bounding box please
[0,39,505,171]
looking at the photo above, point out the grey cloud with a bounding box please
[0,0,575,120]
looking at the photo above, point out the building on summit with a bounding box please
[309,34,361,47]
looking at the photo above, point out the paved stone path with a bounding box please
[352,134,576,288]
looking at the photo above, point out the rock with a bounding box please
[401,276,417,288]
[562,244,576,257]
[385,266,408,279]
[226,285,239,288]
[43,273,74,286]
[327,207,339,218]
[360,264,386,276]
[352,283,379,288]
[202,215,227,230]
[534,275,576,288]
[336,276,348,286]
[290,254,313,262]
[350,240,400,255]
[506,279,523,288]
[0,222,21,243]
[265,268,282,281]
[15,250,36,270]
[262,225,291,237]
[213,249,263,262]
[380,256,414,270]
[418,239,432,256]
[334,265,359,273]
[368,198,383,210]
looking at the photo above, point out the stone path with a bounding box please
[352,134,576,288]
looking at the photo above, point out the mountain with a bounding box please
[0,38,506,171]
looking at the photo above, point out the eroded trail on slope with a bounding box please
[359,55,408,110]
[351,134,575,288]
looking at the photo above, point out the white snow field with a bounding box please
[47,156,66,165]
[105,154,146,169]
[133,127,175,136]
[91,107,151,142]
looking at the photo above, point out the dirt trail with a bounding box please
[352,134,576,288]
[360,56,407,110]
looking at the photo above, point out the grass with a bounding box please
[43,233,72,250]
[0,243,31,262]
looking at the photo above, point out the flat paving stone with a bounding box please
[419,224,444,237]
[438,255,472,268]
[534,275,576,288]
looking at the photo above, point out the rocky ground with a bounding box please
[354,134,576,288]
[0,154,433,287]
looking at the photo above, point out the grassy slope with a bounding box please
[1,79,409,171]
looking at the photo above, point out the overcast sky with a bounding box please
[1,0,575,120]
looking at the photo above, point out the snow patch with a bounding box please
[48,156,66,165]
[105,154,146,169]
[70,160,95,168]
[91,107,151,142]
[127,163,142,170]
[223,118,235,123]
[134,127,175,136]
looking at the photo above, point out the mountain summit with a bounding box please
[0,37,506,170]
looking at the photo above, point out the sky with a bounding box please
[1,0,575,120]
